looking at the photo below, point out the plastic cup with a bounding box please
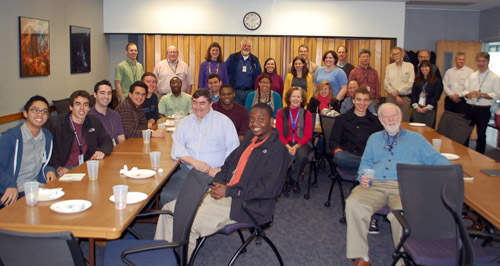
[24,181,39,206]
[432,139,442,152]
[86,160,99,181]
[158,123,166,131]
[150,151,161,170]
[363,169,375,187]
[142,130,151,144]
[113,185,128,210]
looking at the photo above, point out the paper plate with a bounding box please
[109,192,148,204]
[124,169,156,179]
[409,122,426,127]
[50,200,92,214]
[167,128,175,132]
[441,153,460,160]
[163,120,175,127]
[38,188,65,201]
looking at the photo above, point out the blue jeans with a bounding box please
[334,151,361,173]
[234,89,252,106]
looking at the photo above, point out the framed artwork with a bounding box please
[70,25,91,73]
[19,16,50,77]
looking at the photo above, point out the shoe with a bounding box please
[368,217,379,234]
[292,181,300,194]
[351,258,371,266]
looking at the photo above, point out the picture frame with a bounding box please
[19,16,50,77]
[70,25,91,74]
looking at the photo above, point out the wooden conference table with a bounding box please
[0,132,178,266]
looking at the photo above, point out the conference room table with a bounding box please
[0,132,178,266]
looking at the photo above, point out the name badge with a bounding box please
[112,138,116,146]
[78,154,84,165]
[418,92,426,106]
[366,86,370,92]
[41,151,47,163]
[242,66,247,72]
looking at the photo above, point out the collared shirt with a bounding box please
[171,109,239,169]
[115,97,148,138]
[154,59,195,94]
[17,122,46,191]
[234,56,255,89]
[89,107,125,145]
[443,66,474,97]
[158,92,192,117]
[384,62,415,96]
[464,70,500,106]
[349,66,380,100]
[114,58,144,98]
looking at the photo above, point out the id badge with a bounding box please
[112,138,116,146]
[78,154,84,165]
[418,92,426,106]
[366,86,370,92]
[242,66,247,72]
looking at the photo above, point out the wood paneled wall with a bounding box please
[144,35,396,96]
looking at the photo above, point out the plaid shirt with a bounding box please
[348,66,380,100]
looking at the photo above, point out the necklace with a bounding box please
[208,61,220,75]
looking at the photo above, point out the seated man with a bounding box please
[340,80,376,114]
[0,96,56,208]
[213,84,249,142]
[159,89,239,206]
[158,77,192,118]
[331,87,383,173]
[346,103,451,266]
[141,72,160,128]
[115,81,165,139]
[45,90,113,177]
[89,80,125,146]
[207,73,223,103]
[155,103,290,259]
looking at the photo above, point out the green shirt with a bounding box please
[114,58,144,98]
[158,92,192,117]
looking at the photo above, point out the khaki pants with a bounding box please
[386,94,411,122]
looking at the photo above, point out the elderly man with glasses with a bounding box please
[154,45,195,97]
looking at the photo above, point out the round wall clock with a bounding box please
[243,12,262,31]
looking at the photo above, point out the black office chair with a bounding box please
[52,98,71,115]
[437,110,473,145]
[103,170,211,266]
[0,229,85,266]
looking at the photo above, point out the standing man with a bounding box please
[463,52,500,154]
[114,43,144,101]
[349,49,381,104]
[89,80,125,146]
[384,47,415,122]
[287,44,319,78]
[226,39,262,105]
[45,90,113,177]
[337,45,355,78]
[154,45,195,96]
[213,84,250,142]
[160,89,239,206]
[443,52,473,114]
[158,77,192,118]
[346,103,451,266]
[0,96,56,208]
[207,74,223,103]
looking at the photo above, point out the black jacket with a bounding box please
[411,78,443,110]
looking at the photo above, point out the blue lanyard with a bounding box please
[289,108,300,140]
[478,70,489,93]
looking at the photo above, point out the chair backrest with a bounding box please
[172,169,211,265]
[0,229,85,266]
[396,163,463,239]
[437,111,472,144]
[319,114,336,153]
[52,98,71,114]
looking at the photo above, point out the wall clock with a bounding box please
[243,12,262,31]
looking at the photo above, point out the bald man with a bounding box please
[154,45,195,97]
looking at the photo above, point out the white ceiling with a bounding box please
[336,0,500,11]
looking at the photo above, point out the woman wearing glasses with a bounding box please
[245,74,282,118]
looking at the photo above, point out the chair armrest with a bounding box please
[136,210,174,218]
[467,230,500,241]
[121,240,187,265]
[392,210,411,259]
[241,199,275,234]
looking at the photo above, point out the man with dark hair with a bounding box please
[337,45,355,78]
[141,72,159,128]
[114,43,144,101]
[213,85,249,141]
[159,89,239,206]
[45,90,113,177]
[0,96,55,208]
[155,103,290,259]
[349,49,380,104]
[115,81,165,139]
[206,74,222,103]
[89,80,125,145]
[158,77,192,118]
[340,81,376,115]
[287,44,318,77]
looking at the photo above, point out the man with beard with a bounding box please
[158,77,192,118]
[213,85,249,141]
[345,103,450,266]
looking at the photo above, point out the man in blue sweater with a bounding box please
[346,103,451,266]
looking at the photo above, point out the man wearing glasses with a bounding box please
[154,45,195,97]
[0,96,56,207]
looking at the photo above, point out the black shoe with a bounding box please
[368,217,379,234]
[293,182,300,194]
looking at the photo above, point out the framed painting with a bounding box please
[70,25,91,74]
[19,16,50,77]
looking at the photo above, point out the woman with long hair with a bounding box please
[411,60,442,127]
[254,57,284,98]
[283,56,314,107]
[314,50,348,100]
[307,81,340,117]
[245,74,282,118]
[198,42,229,88]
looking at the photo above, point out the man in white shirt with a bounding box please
[443,52,473,114]
[463,52,500,153]
[384,47,415,122]
[154,45,195,96]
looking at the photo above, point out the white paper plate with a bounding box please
[167,127,175,132]
[409,122,426,127]
[124,169,156,179]
[442,153,460,160]
[38,188,65,201]
[167,115,175,119]
[163,120,175,127]
[109,192,148,204]
[50,200,92,214]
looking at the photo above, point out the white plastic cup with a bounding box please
[142,130,151,144]
[432,139,442,152]
[150,151,161,170]
[113,185,128,210]
[363,169,375,187]
[24,181,39,206]
[86,160,99,181]
[158,123,166,131]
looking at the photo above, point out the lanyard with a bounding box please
[478,70,489,92]
[168,60,178,73]
[208,61,220,75]
[289,108,300,141]
[69,117,83,156]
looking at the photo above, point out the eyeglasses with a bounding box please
[29,108,49,115]
[168,51,178,54]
